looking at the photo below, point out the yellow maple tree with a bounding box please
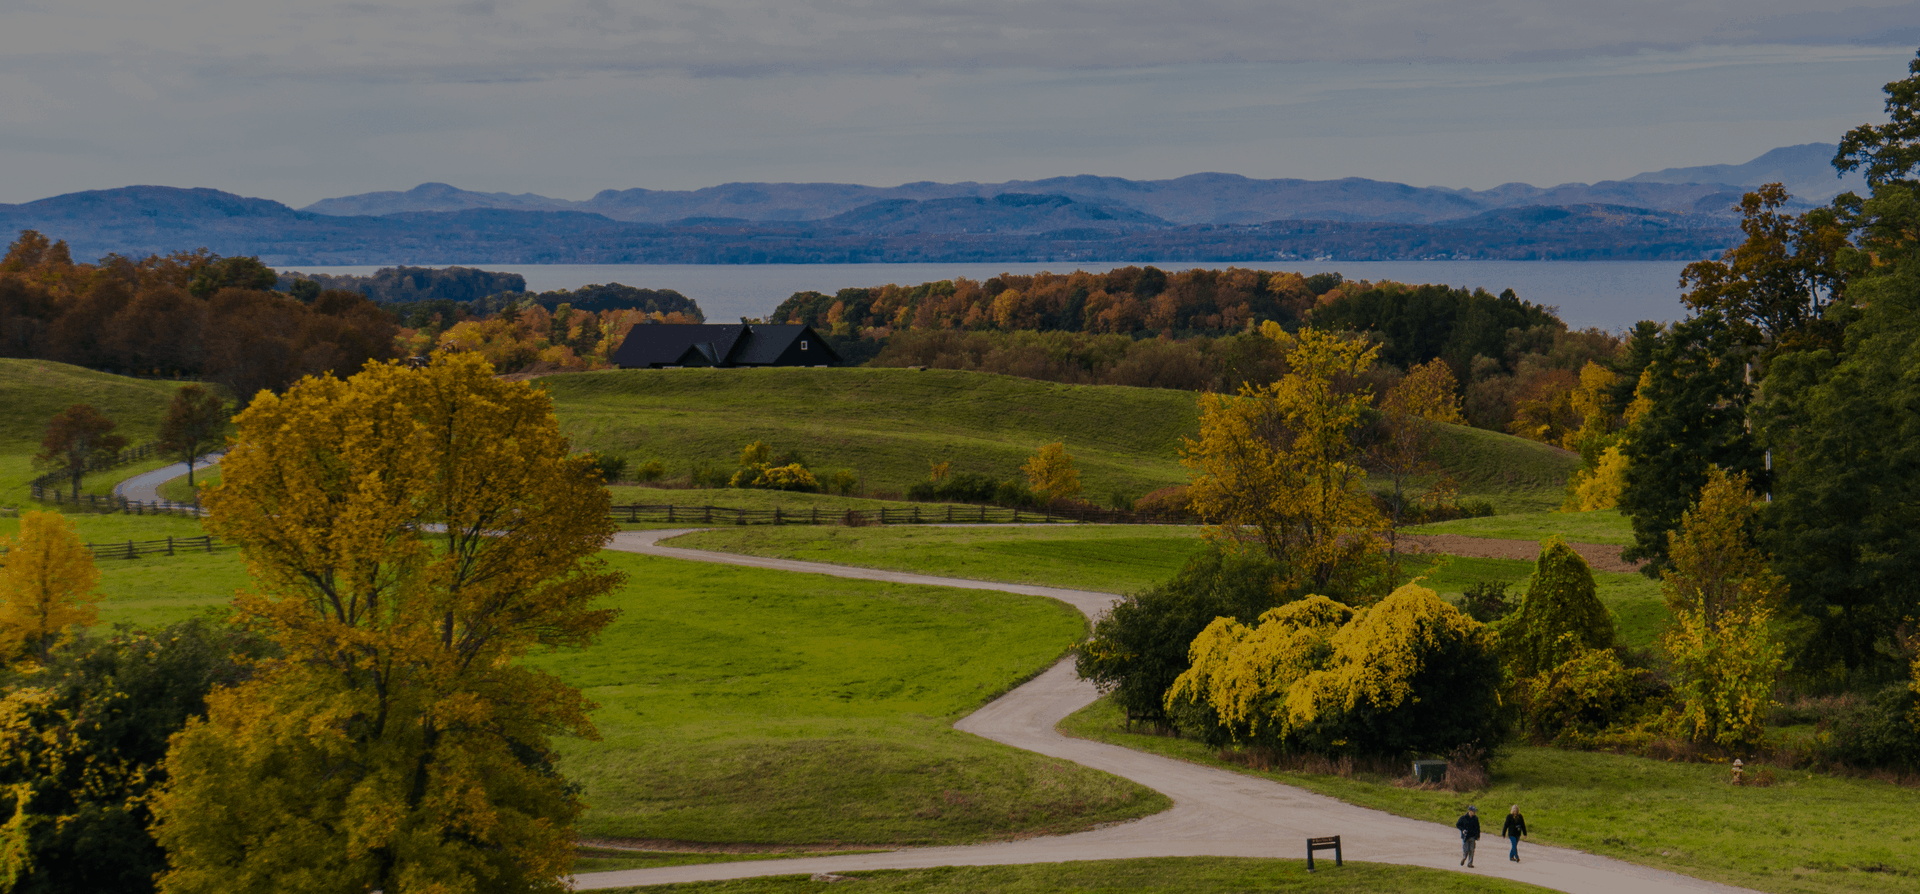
[152,352,622,894]
[0,510,101,661]
[1021,442,1082,503]
[1183,324,1387,596]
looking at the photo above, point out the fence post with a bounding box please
[774,507,782,525]
[811,507,818,524]
[912,506,920,524]
[704,506,712,524]
[167,536,174,556]
[125,540,136,560]
[203,536,212,553]
[737,508,745,526]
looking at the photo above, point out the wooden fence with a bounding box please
[27,440,162,500]
[30,490,206,517]
[608,502,1195,527]
[0,534,227,560]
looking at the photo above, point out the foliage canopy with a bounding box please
[153,352,622,894]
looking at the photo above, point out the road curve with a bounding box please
[111,452,222,505]
[577,529,1754,894]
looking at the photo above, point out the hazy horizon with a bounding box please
[5,2,1917,207]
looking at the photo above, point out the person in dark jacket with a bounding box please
[1455,805,1480,867]
[1502,804,1529,862]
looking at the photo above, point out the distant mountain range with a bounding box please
[0,144,1862,265]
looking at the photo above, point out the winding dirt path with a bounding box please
[573,530,1749,893]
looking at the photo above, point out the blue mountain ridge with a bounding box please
[2,145,1851,265]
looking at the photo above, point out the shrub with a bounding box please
[635,460,666,483]
[0,620,276,891]
[907,471,1000,504]
[1290,583,1508,757]
[1518,645,1664,745]
[823,469,859,495]
[1497,537,1615,680]
[1454,581,1514,624]
[1074,546,1284,732]
[1828,683,1920,772]
[1169,582,1507,758]
[731,462,820,492]
[585,452,628,484]
[690,463,732,489]
[1133,485,1191,517]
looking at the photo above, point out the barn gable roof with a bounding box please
[611,323,840,369]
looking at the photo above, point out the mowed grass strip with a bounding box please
[575,848,884,874]
[531,551,1167,846]
[1061,699,1920,894]
[666,525,1205,595]
[1404,510,1634,546]
[595,858,1557,893]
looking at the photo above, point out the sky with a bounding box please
[3,1,1917,207]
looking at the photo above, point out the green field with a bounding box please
[531,550,1165,845]
[1405,510,1634,546]
[0,513,242,629]
[4,514,1165,845]
[541,367,1577,511]
[1422,423,1582,513]
[541,368,1197,501]
[596,858,1556,894]
[667,526,1205,594]
[1061,699,1920,894]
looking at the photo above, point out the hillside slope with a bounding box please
[542,367,1580,510]
[0,359,186,504]
[542,367,1200,502]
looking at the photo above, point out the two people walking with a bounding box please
[1455,805,1527,868]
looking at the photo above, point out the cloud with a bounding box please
[7,0,1919,83]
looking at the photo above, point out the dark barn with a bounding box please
[610,323,841,369]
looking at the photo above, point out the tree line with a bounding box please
[0,233,398,400]
[778,266,1623,440]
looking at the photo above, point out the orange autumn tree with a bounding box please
[152,352,622,894]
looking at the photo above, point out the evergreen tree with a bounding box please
[1618,311,1766,571]
[1498,537,1615,680]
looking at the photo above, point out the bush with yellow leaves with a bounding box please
[1168,583,1506,757]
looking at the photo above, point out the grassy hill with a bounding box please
[542,367,1579,511]
[0,361,1582,513]
[542,368,1199,503]
[0,359,188,506]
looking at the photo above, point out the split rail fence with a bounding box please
[0,534,228,561]
[607,502,1194,527]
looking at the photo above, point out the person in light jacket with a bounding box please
[1455,805,1480,867]
[1502,804,1528,862]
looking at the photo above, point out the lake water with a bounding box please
[284,260,1693,332]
